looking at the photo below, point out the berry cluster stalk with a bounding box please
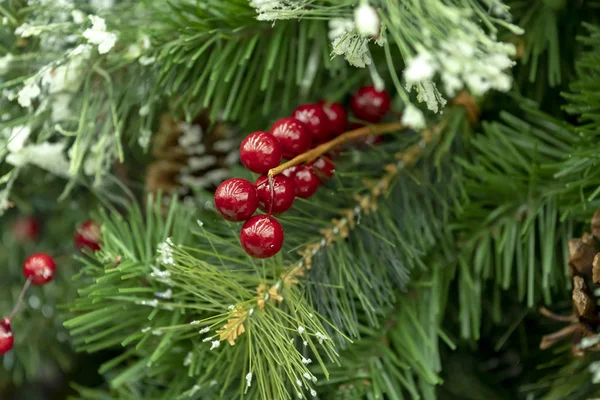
[267,122,405,177]
[9,277,33,320]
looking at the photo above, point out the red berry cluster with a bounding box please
[74,219,102,252]
[214,85,391,259]
[0,252,57,356]
[1,218,102,356]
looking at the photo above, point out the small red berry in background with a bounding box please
[214,178,259,222]
[309,156,335,181]
[270,118,312,159]
[23,253,56,285]
[292,104,331,142]
[239,132,283,174]
[74,220,102,252]
[320,101,348,137]
[240,215,284,258]
[0,318,14,355]
[293,166,321,198]
[255,175,295,214]
[12,216,40,243]
[350,85,391,123]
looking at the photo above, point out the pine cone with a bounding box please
[592,210,600,238]
[568,232,596,278]
[146,111,238,197]
[573,276,595,319]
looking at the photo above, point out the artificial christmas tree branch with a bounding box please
[217,117,449,348]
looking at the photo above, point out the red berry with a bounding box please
[309,157,335,181]
[239,132,283,174]
[74,220,102,252]
[12,216,40,243]
[292,104,330,142]
[0,318,14,355]
[364,135,384,146]
[23,253,56,285]
[294,166,321,198]
[282,165,300,179]
[270,118,312,159]
[350,86,391,123]
[320,102,347,137]
[214,178,258,222]
[255,175,295,214]
[240,215,284,258]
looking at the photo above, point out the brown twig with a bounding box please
[268,122,405,177]
[539,307,576,323]
[540,323,582,350]
[9,277,32,321]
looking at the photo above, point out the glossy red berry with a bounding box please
[320,102,347,137]
[23,253,56,285]
[240,215,284,258]
[282,165,300,179]
[239,132,283,174]
[74,220,102,252]
[255,175,295,214]
[214,178,259,222]
[0,318,14,355]
[294,166,321,198]
[270,118,312,159]
[309,157,335,181]
[292,104,330,142]
[12,216,40,243]
[350,85,391,123]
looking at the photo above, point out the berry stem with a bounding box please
[267,122,404,177]
[9,277,32,320]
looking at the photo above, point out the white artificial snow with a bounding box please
[42,62,86,94]
[301,356,312,365]
[157,239,175,266]
[156,289,173,299]
[71,10,86,24]
[188,384,201,397]
[83,16,117,54]
[138,55,156,66]
[328,19,355,41]
[210,340,220,350]
[183,352,193,366]
[17,81,41,108]
[331,33,372,68]
[297,326,305,334]
[7,141,71,177]
[248,0,303,21]
[354,3,379,37]
[403,32,516,109]
[404,49,436,84]
[401,104,426,129]
[90,0,115,10]
[4,125,32,154]
[580,335,600,349]
[315,332,327,344]
[0,54,13,74]
[139,104,150,116]
[246,372,253,387]
[591,361,600,383]
[15,23,43,38]
[51,94,72,121]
